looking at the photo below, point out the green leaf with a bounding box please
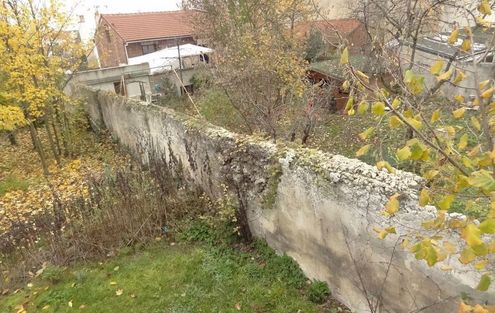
[376,160,395,173]
[357,101,369,114]
[461,39,472,52]
[436,68,453,81]
[391,98,401,109]
[356,144,371,157]
[430,110,441,123]
[342,80,350,91]
[437,194,455,210]
[448,28,459,45]
[419,189,430,207]
[396,146,411,161]
[340,47,349,65]
[481,86,494,99]
[453,71,466,84]
[345,96,354,111]
[384,193,400,216]
[479,218,495,234]
[410,143,425,160]
[476,274,491,292]
[471,116,481,131]
[359,127,374,140]
[430,59,444,74]
[459,247,476,264]
[467,170,495,192]
[406,117,422,130]
[479,0,492,15]
[453,107,466,119]
[372,102,385,115]
[404,70,425,95]
[462,224,483,247]
[374,226,396,239]
[389,116,402,128]
[424,170,439,180]
[458,133,469,150]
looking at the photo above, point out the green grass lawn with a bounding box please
[0,242,341,313]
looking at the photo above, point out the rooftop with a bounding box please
[410,28,495,61]
[99,10,198,42]
[128,43,213,74]
[295,18,362,38]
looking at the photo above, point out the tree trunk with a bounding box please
[301,121,313,145]
[51,119,62,157]
[29,123,50,176]
[45,120,61,166]
[7,131,17,145]
[55,104,71,157]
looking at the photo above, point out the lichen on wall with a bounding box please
[74,85,494,313]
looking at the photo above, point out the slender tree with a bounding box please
[0,0,88,174]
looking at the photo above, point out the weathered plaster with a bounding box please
[72,85,494,313]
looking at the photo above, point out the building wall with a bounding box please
[401,46,495,99]
[95,19,128,68]
[72,86,494,313]
[317,0,356,19]
[150,67,199,96]
[70,63,152,100]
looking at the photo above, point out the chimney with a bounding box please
[94,9,100,24]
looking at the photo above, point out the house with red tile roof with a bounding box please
[95,10,199,68]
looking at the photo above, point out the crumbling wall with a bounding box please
[74,85,494,313]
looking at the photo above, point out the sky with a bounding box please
[65,0,183,42]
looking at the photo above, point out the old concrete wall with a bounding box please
[73,85,494,313]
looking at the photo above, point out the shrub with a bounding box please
[39,265,65,284]
[308,280,331,304]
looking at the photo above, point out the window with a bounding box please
[113,81,126,96]
[142,43,157,55]
[139,82,146,101]
[182,85,193,95]
[483,55,494,63]
[199,53,210,64]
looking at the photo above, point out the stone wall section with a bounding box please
[73,85,494,313]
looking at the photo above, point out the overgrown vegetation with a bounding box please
[339,0,495,309]
[0,125,348,312]
[0,0,92,176]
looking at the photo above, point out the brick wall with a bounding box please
[95,21,127,68]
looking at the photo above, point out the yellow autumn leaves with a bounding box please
[0,0,87,129]
[0,105,26,131]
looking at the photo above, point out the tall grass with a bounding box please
[0,155,211,289]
